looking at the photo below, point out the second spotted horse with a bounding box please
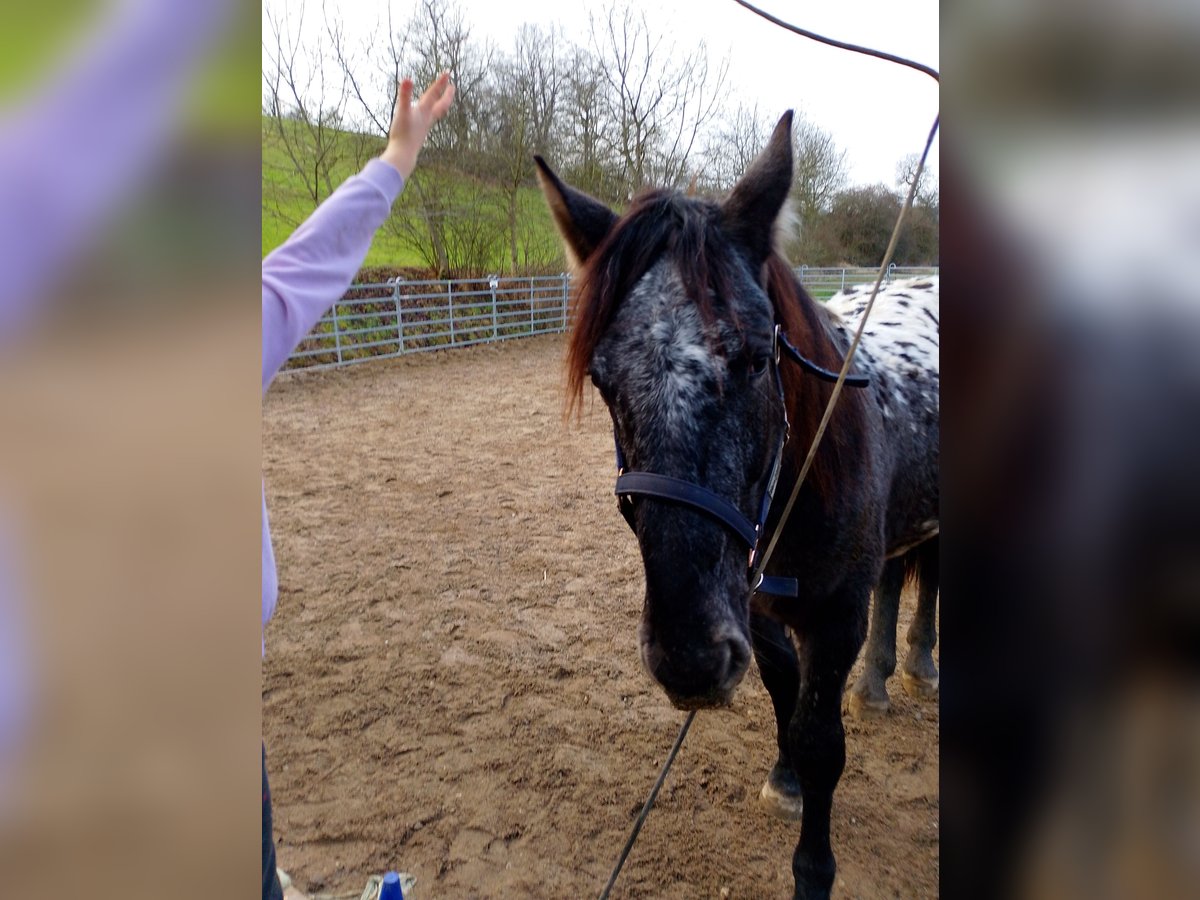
[537,111,938,899]
[822,277,940,717]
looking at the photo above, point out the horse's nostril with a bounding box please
[720,634,752,690]
[641,628,751,703]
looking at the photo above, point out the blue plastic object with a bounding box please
[379,871,404,900]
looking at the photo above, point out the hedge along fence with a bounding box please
[285,274,572,371]
[282,266,938,372]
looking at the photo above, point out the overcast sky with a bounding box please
[264,0,939,189]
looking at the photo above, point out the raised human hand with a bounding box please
[380,71,455,180]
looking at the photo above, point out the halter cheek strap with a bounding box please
[777,330,871,387]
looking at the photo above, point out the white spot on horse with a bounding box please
[617,263,723,441]
[826,277,939,425]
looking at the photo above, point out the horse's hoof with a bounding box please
[847,688,890,718]
[901,670,939,699]
[760,779,804,820]
[759,766,804,820]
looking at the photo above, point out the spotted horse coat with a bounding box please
[823,276,939,558]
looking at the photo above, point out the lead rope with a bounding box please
[597,13,940,898]
[751,113,940,583]
[597,710,696,900]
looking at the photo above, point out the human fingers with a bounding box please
[430,81,455,119]
[417,71,451,112]
[395,78,414,119]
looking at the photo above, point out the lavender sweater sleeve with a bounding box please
[262,158,405,391]
[262,158,405,642]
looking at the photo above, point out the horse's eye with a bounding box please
[589,367,614,402]
[748,355,771,379]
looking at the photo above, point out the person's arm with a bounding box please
[260,160,403,389]
[260,73,454,392]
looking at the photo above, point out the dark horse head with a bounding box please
[537,113,809,710]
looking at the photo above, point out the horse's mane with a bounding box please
[763,254,866,499]
[565,190,864,500]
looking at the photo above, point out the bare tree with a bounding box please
[896,151,939,210]
[654,41,728,188]
[590,5,661,195]
[403,0,493,162]
[786,118,848,263]
[559,45,612,199]
[368,1,500,273]
[589,3,727,198]
[491,25,563,272]
[701,103,771,192]
[262,0,351,220]
[321,0,500,274]
[322,3,392,161]
[791,118,848,222]
[893,152,938,263]
[378,169,507,276]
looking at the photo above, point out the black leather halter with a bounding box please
[612,325,869,597]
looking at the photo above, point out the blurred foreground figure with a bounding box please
[0,0,231,770]
[0,0,231,336]
[944,2,1200,898]
[1,3,242,900]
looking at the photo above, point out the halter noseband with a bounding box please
[612,325,869,598]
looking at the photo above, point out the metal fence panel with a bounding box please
[282,268,934,373]
[794,264,939,300]
[285,274,572,372]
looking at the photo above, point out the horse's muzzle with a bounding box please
[640,628,751,708]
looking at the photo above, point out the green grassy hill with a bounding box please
[262,117,566,274]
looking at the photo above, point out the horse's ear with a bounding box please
[534,156,618,270]
[721,111,794,269]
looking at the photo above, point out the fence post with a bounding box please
[886,262,895,283]
[448,281,455,345]
[393,279,405,353]
[332,300,344,365]
[841,268,846,291]
[489,274,499,340]
[529,280,535,335]
[561,273,569,331]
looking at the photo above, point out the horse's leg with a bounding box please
[847,556,905,716]
[788,593,868,900]
[901,537,940,698]
[750,610,803,819]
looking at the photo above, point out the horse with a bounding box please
[848,537,940,715]
[535,111,939,899]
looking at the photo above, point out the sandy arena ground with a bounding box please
[263,334,938,899]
